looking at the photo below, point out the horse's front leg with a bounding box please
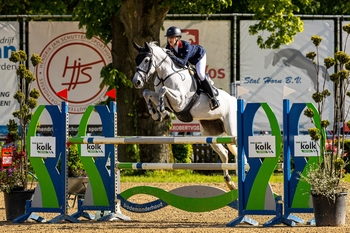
[143,89,170,122]
[158,87,167,113]
[142,89,161,121]
[153,86,177,121]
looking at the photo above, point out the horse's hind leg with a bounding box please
[210,143,236,190]
[227,144,237,158]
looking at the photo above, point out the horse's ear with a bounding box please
[133,40,143,52]
[144,41,151,52]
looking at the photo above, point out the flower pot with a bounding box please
[67,177,88,194]
[311,191,347,226]
[3,189,34,221]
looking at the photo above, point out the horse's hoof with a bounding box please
[152,114,161,122]
[224,175,236,190]
[227,181,237,190]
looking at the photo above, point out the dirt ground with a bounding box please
[0,182,349,232]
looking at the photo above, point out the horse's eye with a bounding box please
[144,58,150,64]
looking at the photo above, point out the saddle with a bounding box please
[188,65,219,97]
[166,66,218,123]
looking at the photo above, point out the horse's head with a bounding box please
[132,41,155,89]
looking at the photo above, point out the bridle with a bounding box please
[135,47,187,87]
[135,50,167,83]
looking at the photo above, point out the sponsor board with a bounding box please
[294,135,318,157]
[80,137,105,157]
[30,137,56,158]
[248,136,276,158]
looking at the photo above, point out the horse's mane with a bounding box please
[148,41,182,68]
[148,41,158,46]
[148,41,168,53]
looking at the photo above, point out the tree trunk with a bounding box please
[111,1,171,163]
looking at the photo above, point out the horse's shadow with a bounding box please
[264,48,330,90]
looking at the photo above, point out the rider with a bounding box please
[165,26,220,110]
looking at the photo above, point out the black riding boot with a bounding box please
[201,78,220,110]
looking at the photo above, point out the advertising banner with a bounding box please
[240,20,335,131]
[161,21,231,132]
[342,21,350,132]
[248,136,276,158]
[294,135,318,157]
[0,22,19,137]
[160,20,231,93]
[29,22,112,128]
[30,137,56,158]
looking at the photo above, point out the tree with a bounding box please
[6,50,41,191]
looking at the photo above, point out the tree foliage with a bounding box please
[166,0,232,14]
[0,0,78,15]
[246,0,309,49]
[73,0,233,44]
[73,0,120,43]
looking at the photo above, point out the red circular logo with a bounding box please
[36,32,112,114]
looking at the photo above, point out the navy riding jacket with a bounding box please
[165,40,206,67]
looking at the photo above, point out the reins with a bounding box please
[154,67,187,87]
[136,46,189,87]
[154,50,187,87]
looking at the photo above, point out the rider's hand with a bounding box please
[166,50,174,57]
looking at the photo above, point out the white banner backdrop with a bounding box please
[161,21,231,132]
[240,20,335,131]
[0,22,19,136]
[342,21,350,131]
[29,22,112,125]
[160,20,231,93]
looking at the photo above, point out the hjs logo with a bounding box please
[36,31,112,114]
[62,56,97,91]
[36,143,54,154]
[299,141,317,153]
[255,142,274,154]
[87,144,103,153]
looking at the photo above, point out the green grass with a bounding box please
[343,173,350,182]
[120,170,350,183]
[120,170,285,183]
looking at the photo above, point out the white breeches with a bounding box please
[196,53,207,81]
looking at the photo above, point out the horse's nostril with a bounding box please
[137,80,141,85]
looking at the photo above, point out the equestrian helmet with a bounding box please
[165,26,182,37]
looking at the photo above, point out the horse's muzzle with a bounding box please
[133,79,143,89]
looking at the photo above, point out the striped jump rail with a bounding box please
[115,162,249,171]
[69,136,236,145]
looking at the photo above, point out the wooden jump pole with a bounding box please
[69,136,236,145]
[115,162,249,171]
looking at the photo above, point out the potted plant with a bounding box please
[66,143,88,207]
[299,24,350,226]
[0,50,41,220]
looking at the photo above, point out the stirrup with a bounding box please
[209,99,220,110]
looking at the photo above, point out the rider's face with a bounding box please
[167,36,178,47]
